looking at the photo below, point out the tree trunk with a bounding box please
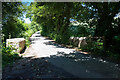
[94,2,120,51]
[61,3,72,44]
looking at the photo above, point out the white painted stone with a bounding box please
[6,38,25,53]
[70,37,88,48]
[78,37,87,48]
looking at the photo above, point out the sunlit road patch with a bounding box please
[24,36,75,58]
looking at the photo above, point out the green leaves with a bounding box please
[2,43,21,68]
[114,36,120,41]
[2,2,24,41]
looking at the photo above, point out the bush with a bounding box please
[81,39,120,61]
[81,40,104,55]
[2,42,22,68]
[25,39,31,47]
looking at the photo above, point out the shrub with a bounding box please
[25,39,31,47]
[2,42,22,68]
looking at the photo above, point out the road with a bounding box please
[23,36,120,78]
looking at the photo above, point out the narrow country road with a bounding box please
[3,35,120,79]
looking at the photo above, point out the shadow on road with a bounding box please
[2,36,120,79]
[2,57,76,79]
[3,49,120,79]
[43,41,65,48]
[43,40,120,78]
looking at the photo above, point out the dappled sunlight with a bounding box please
[24,36,75,58]
[3,33,120,78]
[3,33,119,78]
[45,51,120,78]
[2,2,120,79]
[23,18,31,24]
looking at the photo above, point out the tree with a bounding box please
[91,2,120,52]
[2,2,23,41]
[27,2,74,44]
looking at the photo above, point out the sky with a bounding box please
[22,2,32,24]
[23,17,31,24]
[22,0,34,2]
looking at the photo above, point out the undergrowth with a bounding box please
[2,42,22,68]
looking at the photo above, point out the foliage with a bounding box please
[2,2,24,41]
[25,2,120,59]
[92,3,120,52]
[2,2,120,64]
[69,21,95,37]
[21,21,41,47]
[26,2,73,44]
[2,42,22,68]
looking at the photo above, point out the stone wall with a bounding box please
[6,38,25,53]
[70,37,87,48]
[69,37,103,48]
